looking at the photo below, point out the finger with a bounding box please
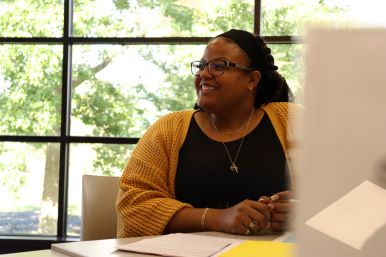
[271,211,287,223]
[244,228,252,236]
[233,225,250,235]
[246,212,267,232]
[238,218,257,235]
[239,204,267,233]
[269,221,287,232]
[258,195,270,204]
[250,201,271,222]
[238,200,272,233]
[229,200,267,235]
[270,202,291,213]
[249,202,271,227]
[231,206,262,235]
[237,225,252,235]
[271,191,292,202]
[245,219,260,234]
[229,217,251,235]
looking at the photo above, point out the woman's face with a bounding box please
[194,37,258,112]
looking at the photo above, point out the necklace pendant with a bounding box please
[230,163,239,173]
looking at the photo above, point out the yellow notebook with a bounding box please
[218,241,294,257]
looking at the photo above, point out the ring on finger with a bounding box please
[244,228,251,235]
[248,221,255,228]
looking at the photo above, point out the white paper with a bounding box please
[305,180,386,250]
[210,242,243,257]
[117,233,242,257]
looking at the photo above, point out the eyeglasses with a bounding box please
[190,59,253,76]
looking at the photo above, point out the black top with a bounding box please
[175,112,287,208]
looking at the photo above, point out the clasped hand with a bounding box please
[217,191,293,235]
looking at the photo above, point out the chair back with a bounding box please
[81,174,120,240]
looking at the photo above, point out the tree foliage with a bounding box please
[0,0,346,235]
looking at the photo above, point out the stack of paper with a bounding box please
[118,233,294,257]
[118,233,241,257]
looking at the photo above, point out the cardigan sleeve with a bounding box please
[116,112,192,237]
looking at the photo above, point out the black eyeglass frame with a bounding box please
[190,59,253,76]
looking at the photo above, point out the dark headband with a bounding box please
[216,29,278,72]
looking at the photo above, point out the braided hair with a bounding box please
[215,29,294,109]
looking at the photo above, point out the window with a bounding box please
[1,0,383,252]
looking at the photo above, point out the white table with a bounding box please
[1,231,282,257]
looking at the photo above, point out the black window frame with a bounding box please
[0,0,298,253]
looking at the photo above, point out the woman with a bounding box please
[116,29,299,237]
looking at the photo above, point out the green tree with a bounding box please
[261,0,347,101]
[0,0,345,235]
[0,0,201,235]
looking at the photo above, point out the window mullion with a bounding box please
[57,0,73,239]
[254,0,262,35]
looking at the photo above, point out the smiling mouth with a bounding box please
[200,83,216,91]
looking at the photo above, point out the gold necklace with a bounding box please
[210,108,255,173]
[214,123,248,135]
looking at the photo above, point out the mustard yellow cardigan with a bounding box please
[116,102,300,237]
